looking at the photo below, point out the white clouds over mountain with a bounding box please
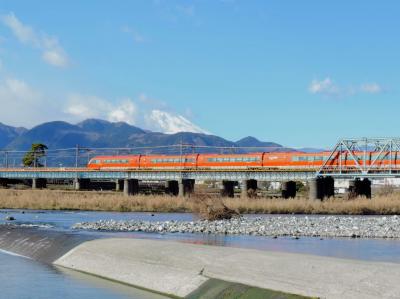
[0,75,208,134]
[64,93,208,134]
[0,77,58,127]
[1,12,69,68]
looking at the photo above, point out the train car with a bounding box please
[87,155,140,170]
[197,153,264,169]
[139,154,198,169]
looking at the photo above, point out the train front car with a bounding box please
[139,154,198,169]
[197,153,263,169]
[87,155,140,170]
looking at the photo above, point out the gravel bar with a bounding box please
[72,215,400,239]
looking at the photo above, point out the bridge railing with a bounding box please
[318,137,400,176]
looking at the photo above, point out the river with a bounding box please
[1,209,400,298]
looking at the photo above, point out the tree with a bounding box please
[22,143,48,167]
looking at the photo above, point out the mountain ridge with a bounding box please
[1,119,283,152]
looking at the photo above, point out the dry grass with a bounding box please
[223,194,400,215]
[0,189,193,212]
[0,188,400,215]
[191,194,240,220]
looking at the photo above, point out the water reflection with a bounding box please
[0,250,167,299]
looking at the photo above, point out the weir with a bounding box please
[1,226,400,299]
[0,226,95,263]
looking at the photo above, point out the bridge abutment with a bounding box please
[282,181,296,199]
[178,179,195,197]
[221,180,235,198]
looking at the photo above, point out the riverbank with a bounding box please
[1,189,400,215]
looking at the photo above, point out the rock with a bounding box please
[71,215,400,239]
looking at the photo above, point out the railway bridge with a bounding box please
[0,137,400,200]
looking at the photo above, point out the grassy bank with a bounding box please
[0,189,400,215]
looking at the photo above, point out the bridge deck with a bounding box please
[1,167,400,181]
[0,167,317,181]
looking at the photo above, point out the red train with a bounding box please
[87,151,400,170]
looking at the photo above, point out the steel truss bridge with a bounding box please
[0,137,400,182]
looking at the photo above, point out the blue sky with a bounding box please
[0,1,398,147]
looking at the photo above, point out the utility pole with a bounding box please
[75,145,79,168]
[4,151,8,168]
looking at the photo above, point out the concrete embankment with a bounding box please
[0,225,95,263]
[1,226,400,298]
[54,238,400,299]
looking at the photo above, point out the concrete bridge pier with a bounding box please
[115,179,123,192]
[323,176,335,198]
[74,178,90,190]
[309,176,334,200]
[165,180,179,196]
[363,178,372,198]
[241,179,258,198]
[32,178,37,189]
[123,179,139,196]
[349,178,371,199]
[221,180,235,198]
[32,178,47,189]
[309,177,324,200]
[0,178,9,188]
[281,181,296,198]
[178,179,195,197]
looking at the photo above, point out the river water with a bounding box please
[1,209,400,298]
[0,249,167,299]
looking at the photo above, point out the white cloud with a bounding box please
[42,50,68,67]
[360,83,382,94]
[65,94,107,119]
[0,74,208,134]
[1,13,37,45]
[309,77,383,97]
[1,12,69,68]
[108,99,138,124]
[64,93,208,133]
[0,77,60,127]
[309,78,339,96]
